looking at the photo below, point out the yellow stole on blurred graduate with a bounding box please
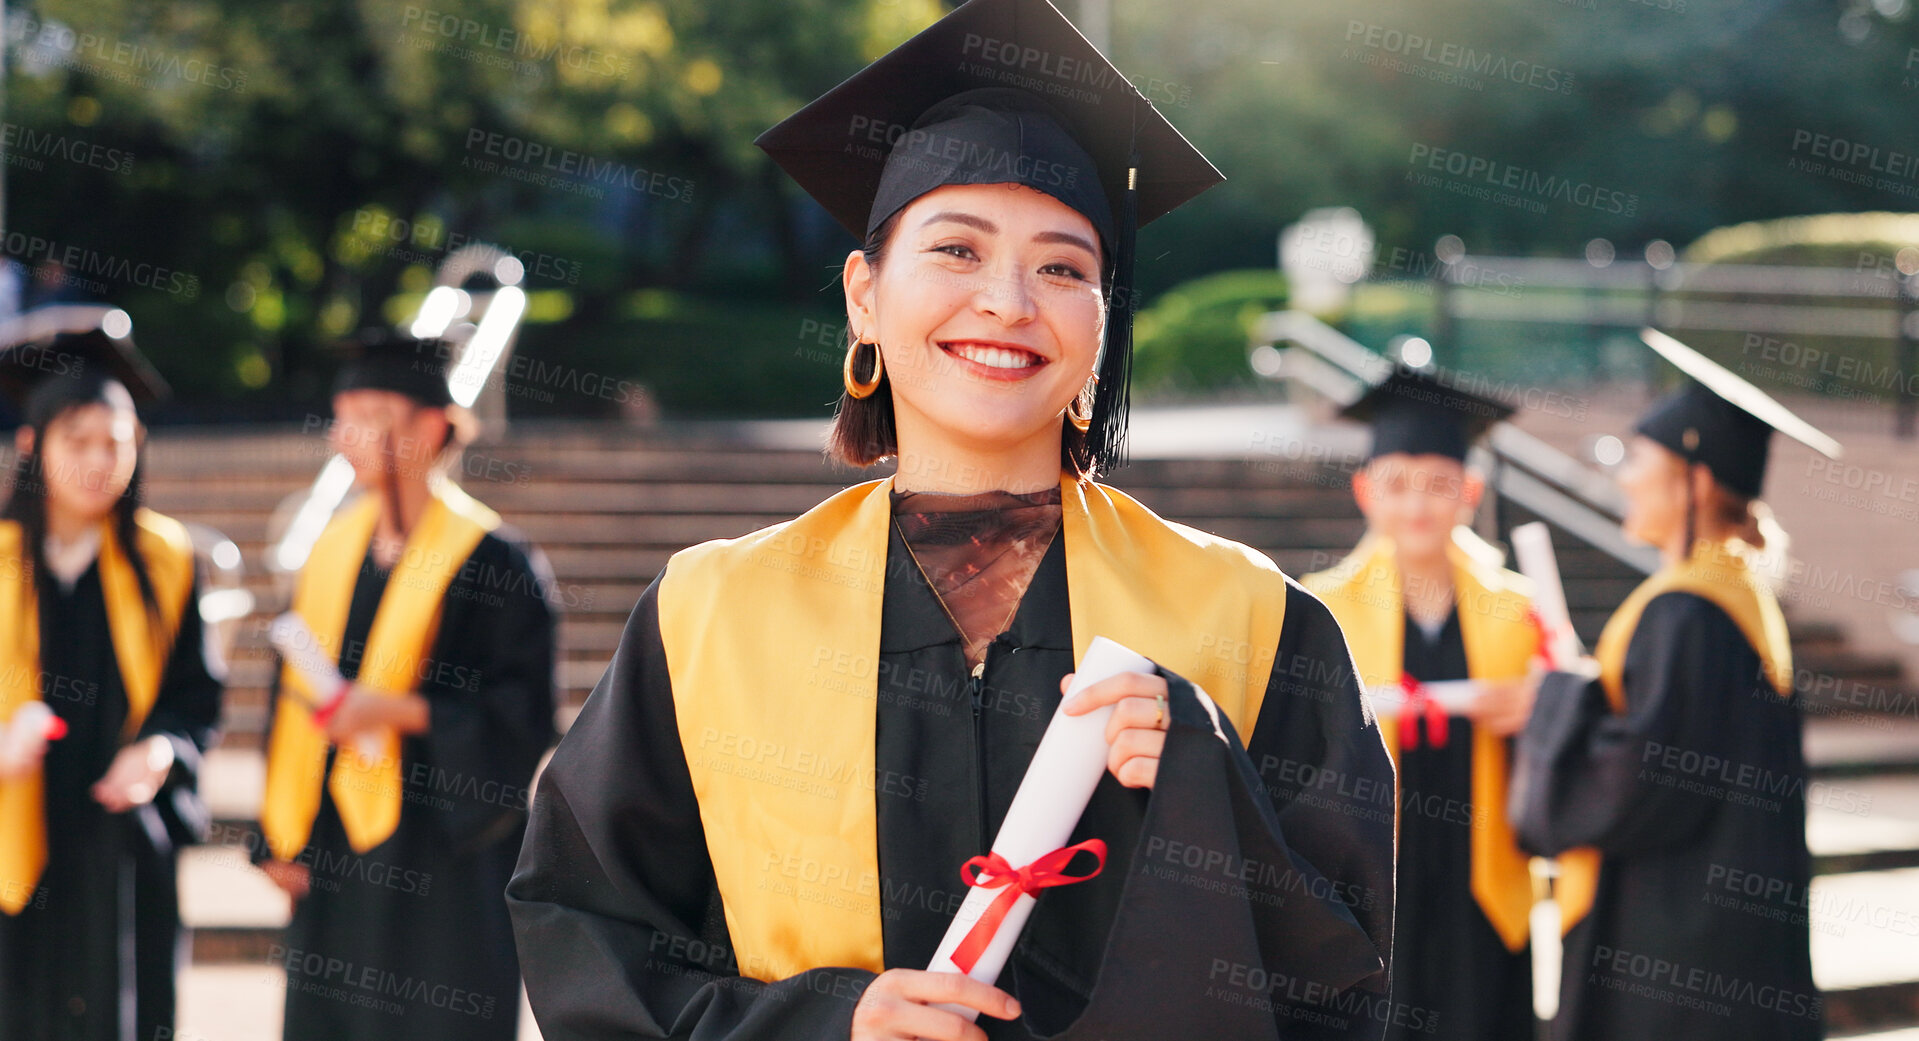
[1554,539,1792,933]
[1303,529,1542,953]
[259,483,498,861]
[0,510,196,915]
[658,474,1295,981]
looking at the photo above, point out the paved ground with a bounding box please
[179,967,542,1040]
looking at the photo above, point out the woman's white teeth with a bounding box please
[951,344,1038,369]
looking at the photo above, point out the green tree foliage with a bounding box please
[1130,268,1287,393]
[3,0,1914,415]
[1110,0,1919,282]
[3,0,941,409]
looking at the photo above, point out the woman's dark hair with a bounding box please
[2,373,160,617]
[825,211,1100,479]
[1708,481,1770,552]
[1678,456,1778,559]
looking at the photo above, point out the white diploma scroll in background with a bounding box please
[269,613,343,703]
[924,635,1156,1019]
[1364,678,1478,715]
[1510,521,1584,667]
[268,612,382,764]
[0,702,61,773]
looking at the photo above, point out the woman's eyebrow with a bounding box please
[920,211,995,234]
[920,211,1096,257]
[1033,230,1097,256]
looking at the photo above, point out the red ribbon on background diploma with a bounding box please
[1524,606,1560,670]
[4,702,68,748]
[1396,673,1449,749]
[309,680,353,728]
[949,839,1108,974]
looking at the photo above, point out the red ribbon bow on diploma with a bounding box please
[1524,607,1560,671]
[310,680,353,729]
[950,839,1108,974]
[1397,673,1448,749]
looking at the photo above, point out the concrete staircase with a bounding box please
[132,422,1919,1039]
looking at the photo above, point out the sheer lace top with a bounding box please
[889,485,1063,669]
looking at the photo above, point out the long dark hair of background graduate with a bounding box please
[3,368,162,619]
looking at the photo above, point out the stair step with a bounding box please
[1807,718,1919,778]
[177,963,291,1040]
[1835,1026,1919,1039]
[1798,652,1909,686]
[1820,849,1919,874]
[1826,981,1919,1036]
[1807,773,1919,871]
[1812,868,1919,1033]
[177,960,544,1040]
[180,845,289,929]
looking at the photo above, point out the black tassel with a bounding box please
[1090,104,1141,474]
[1683,468,1696,561]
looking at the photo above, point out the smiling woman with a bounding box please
[508,2,1396,1040]
[815,79,1129,487]
[837,180,1106,488]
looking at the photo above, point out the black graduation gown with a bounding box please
[1513,592,1821,1041]
[509,522,1397,1040]
[1387,611,1532,1041]
[0,560,224,1041]
[265,527,557,1041]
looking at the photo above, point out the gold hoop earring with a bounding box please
[1066,382,1095,432]
[844,341,883,399]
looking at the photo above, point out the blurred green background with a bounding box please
[4,0,1915,421]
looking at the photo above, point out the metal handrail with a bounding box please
[1250,309,1658,574]
[1408,251,1919,438]
[1435,257,1909,300]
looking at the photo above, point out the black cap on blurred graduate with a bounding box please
[754,0,1224,470]
[0,305,169,414]
[1340,364,1516,463]
[332,329,454,409]
[1635,328,1842,499]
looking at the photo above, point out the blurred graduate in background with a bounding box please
[1305,366,1542,1041]
[254,331,556,1041]
[1513,328,1831,1041]
[0,307,225,1041]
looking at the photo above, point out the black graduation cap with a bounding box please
[1635,328,1842,499]
[1340,364,1516,462]
[754,0,1224,470]
[332,329,454,408]
[0,304,169,409]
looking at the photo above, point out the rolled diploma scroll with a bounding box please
[268,613,383,765]
[0,702,67,772]
[925,636,1156,1019]
[1364,679,1478,715]
[1510,522,1584,667]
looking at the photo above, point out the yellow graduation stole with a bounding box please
[259,483,498,860]
[1554,540,1791,934]
[657,474,1294,981]
[0,509,196,915]
[1303,529,1541,953]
